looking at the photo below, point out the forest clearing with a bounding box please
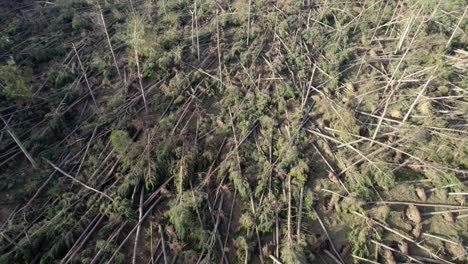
[0,0,467,263]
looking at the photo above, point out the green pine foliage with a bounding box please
[0,64,32,102]
[166,191,208,249]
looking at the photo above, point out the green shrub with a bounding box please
[166,191,208,249]
[0,64,32,102]
[29,45,65,64]
[110,130,132,156]
[72,14,91,30]
[47,68,73,88]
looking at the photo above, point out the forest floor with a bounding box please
[0,0,467,264]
